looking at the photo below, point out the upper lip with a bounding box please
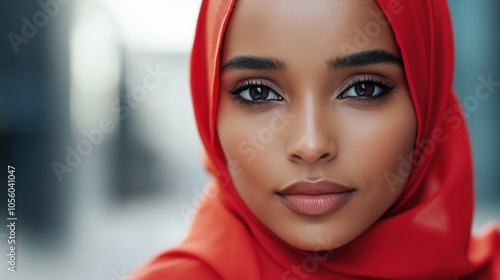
[277,179,354,195]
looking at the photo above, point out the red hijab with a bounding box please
[130,0,500,279]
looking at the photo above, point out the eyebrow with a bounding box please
[220,56,286,73]
[327,49,403,70]
[220,50,402,73]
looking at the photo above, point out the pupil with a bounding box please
[250,86,269,100]
[355,83,374,97]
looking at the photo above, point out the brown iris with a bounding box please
[249,86,270,100]
[354,83,375,97]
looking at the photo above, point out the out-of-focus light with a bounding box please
[70,0,121,134]
[99,0,202,53]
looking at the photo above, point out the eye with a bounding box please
[239,85,282,102]
[228,79,284,108]
[343,82,386,98]
[338,76,395,102]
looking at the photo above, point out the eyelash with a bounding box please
[338,75,396,104]
[228,79,283,109]
[227,76,396,108]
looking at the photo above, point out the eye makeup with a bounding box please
[228,78,284,109]
[226,74,397,109]
[337,74,396,104]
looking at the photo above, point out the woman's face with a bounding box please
[217,0,417,251]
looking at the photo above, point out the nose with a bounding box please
[286,104,337,164]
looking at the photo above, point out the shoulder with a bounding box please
[128,257,221,280]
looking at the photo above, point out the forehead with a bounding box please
[221,0,400,66]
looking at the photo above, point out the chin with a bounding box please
[281,226,357,252]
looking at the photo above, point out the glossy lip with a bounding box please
[277,179,355,216]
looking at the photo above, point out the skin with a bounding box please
[217,0,417,251]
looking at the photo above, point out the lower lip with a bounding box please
[279,191,355,216]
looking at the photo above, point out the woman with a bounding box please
[130,0,500,279]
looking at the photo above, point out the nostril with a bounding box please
[292,154,302,161]
[320,153,331,160]
[291,152,332,163]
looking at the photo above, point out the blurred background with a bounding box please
[0,0,499,279]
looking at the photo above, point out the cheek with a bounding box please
[340,94,416,195]
[217,99,283,193]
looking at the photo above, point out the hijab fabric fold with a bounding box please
[130,0,500,279]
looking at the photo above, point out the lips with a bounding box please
[277,179,355,216]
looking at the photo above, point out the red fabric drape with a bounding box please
[130,0,500,279]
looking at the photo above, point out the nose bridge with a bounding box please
[298,94,322,138]
[287,90,334,163]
